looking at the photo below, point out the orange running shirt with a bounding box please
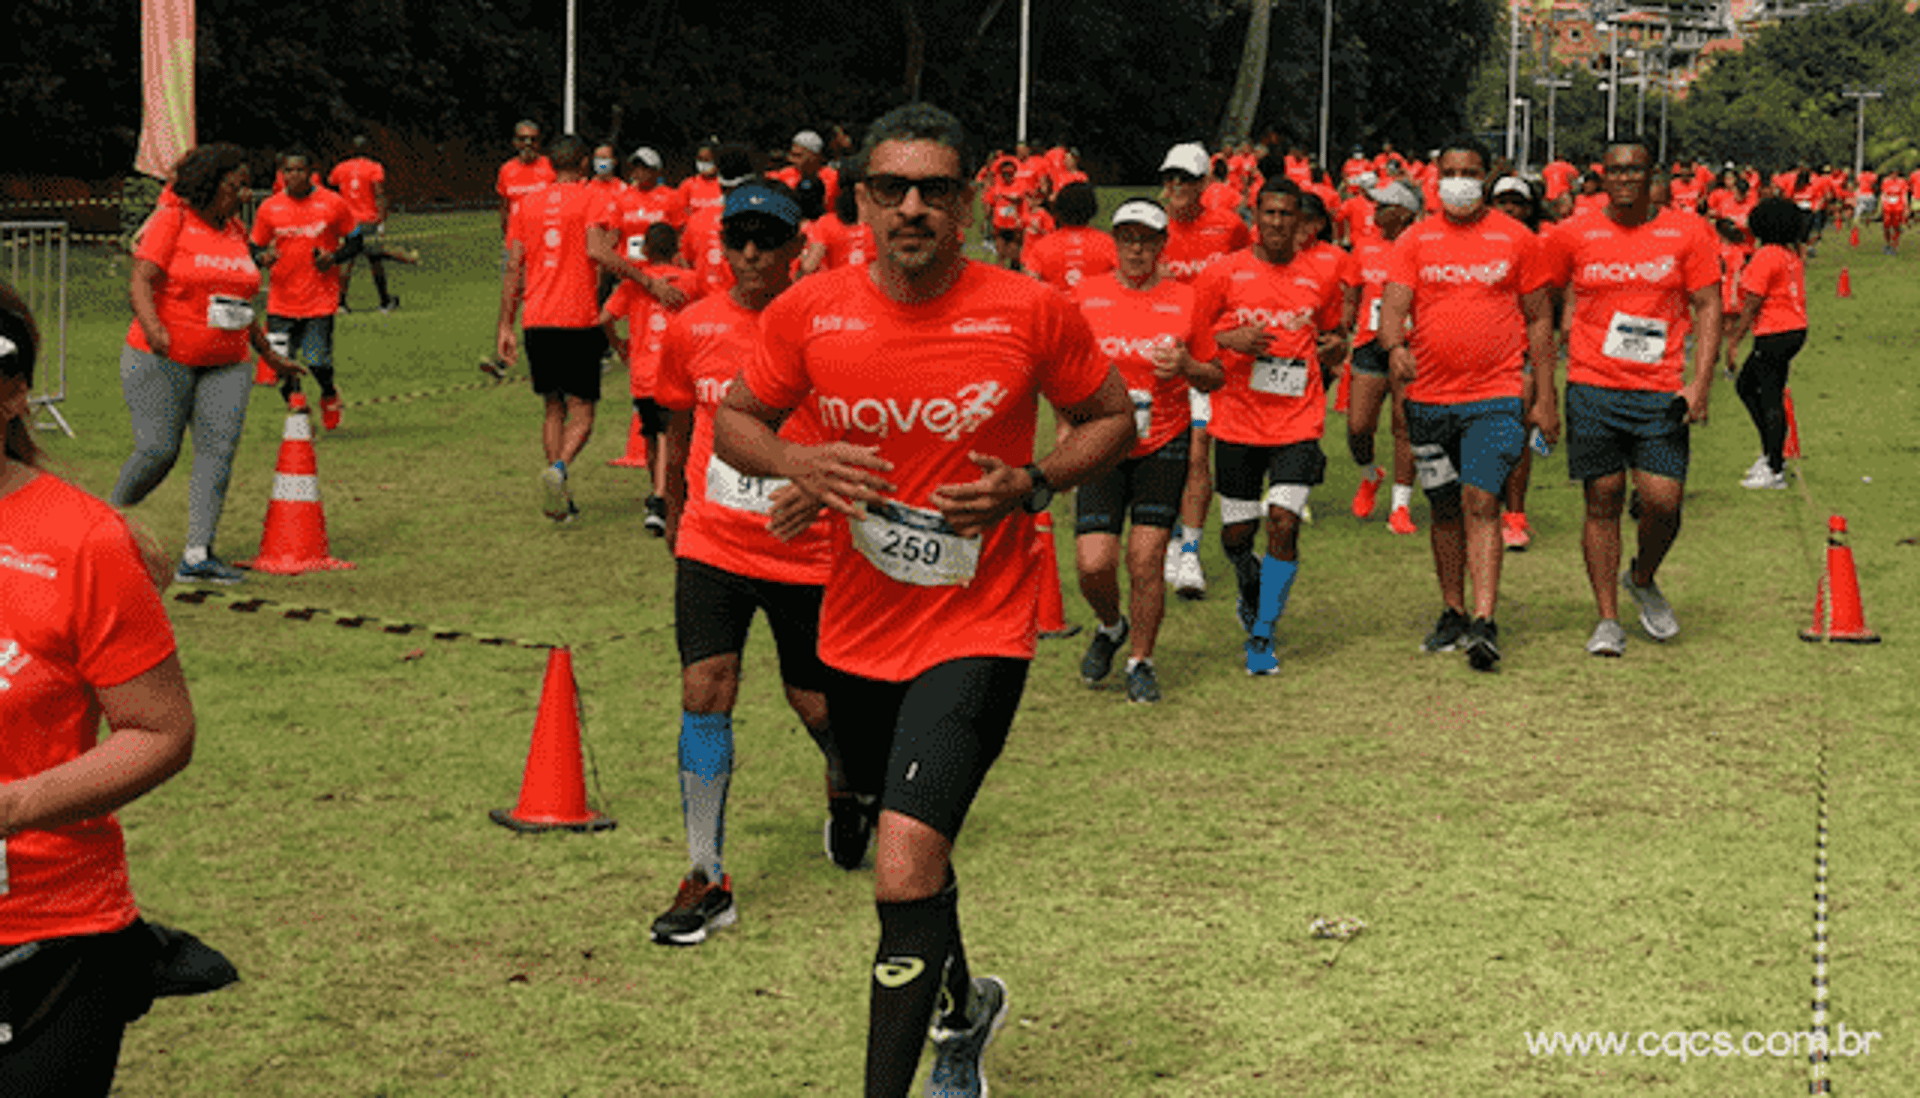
[1340,230,1398,349]
[509,179,602,329]
[1190,248,1343,447]
[327,157,385,224]
[604,263,701,398]
[678,207,735,299]
[1073,272,1210,457]
[655,293,832,585]
[746,262,1106,682]
[599,183,689,263]
[1738,246,1808,336]
[1386,209,1546,405]
[251,187,357,319]
[1161,208,1252,283]
[126,204,262,367]
[496,156,555,219]
[0,475,177,945]
[804,213,876,270]
[1023,225,1117,293]
[1543,208,1721,392]
[679,175,724,221]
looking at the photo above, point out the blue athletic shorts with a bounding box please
[1404,397,1525,498]
[1564,382,1689,483]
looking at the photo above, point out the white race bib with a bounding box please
[850,500,980,587]
[206,295,254,331]
[705,453,784,516]
[626,234,646,261]
[1601,312,1668,366]
[1412,443,1458,490]
[1250,356,1309,398]
[1367,297,1382,334]
[1128,388,1153,440]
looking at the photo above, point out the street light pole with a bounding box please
[1320,0,1333,168]
[1536,76,1571,165]
[1598,21,1619,142]
[1842,88,1883,178]
[1635,48,1647,137]
[1506,0,1521,162]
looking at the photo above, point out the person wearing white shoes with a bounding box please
[1722,197,1808,494]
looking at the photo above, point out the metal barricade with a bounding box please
[0,221,73,437]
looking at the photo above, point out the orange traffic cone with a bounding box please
[1333,360,1351,414]
[490,648,617,832]
[605,410,649,468]
[240,398,355,574]
[1034,510,1080,640]
[1800,515,1880,644]
[1783,387,1802,459]
[1837,268,1852,297]
[1850,224,1861,248]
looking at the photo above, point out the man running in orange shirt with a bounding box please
[251,148,359,428]
[327,135,397,313]
[1378,135,1556,672]
[497,134,613,522]
[1540,139,1720,656]
[1021,181,1116,293]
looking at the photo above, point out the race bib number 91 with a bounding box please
[851,500,980,587]
[706,454,784,515]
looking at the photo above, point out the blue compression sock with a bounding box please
[678,711,734,880]
[1252,556,1299,640]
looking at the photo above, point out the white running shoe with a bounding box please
[1741,466,1788,490]
[1173,550,1206,600]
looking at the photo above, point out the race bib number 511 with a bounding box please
[850,500,980,587]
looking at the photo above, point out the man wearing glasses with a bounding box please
[483,121,557,379]
[1539,139,1720,657]
[647,180,850,946]
[713,103,1132,1098]
[1158,142,1252,603]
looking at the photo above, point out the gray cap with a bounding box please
[1368,181,1421,214]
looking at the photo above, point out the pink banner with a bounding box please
[135,0,196,180]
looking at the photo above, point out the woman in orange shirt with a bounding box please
[110,143,300,584]
[0,282,198,1097]
[1723,197,1809,491]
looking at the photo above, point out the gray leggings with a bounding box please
[109,346,253,551]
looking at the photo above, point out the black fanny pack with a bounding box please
[0,920,238,1046]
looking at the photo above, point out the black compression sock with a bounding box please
[867,883,958,1097]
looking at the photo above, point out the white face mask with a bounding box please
[1438,176,1483,213]
[697,161,716,176]
[592,158,615,176]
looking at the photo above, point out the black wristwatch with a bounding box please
[1020,463,1054,514]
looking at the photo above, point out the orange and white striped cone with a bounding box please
[605,410,649,468]
[1783,387,1802,459]
[240,398,355,574]
[1034,510,1080,640]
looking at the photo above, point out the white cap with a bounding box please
[1354,171,1379,189]
[1159,143,1210,178]
[792,130,824,155]
[1111,199,1170,233]
[1491,176,1532,200]
[628,146,663,170]
[1368,181,1421,214]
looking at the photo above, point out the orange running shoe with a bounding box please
[1501,511,1531,551]
[1350,469,1383,519]
[320,394,343,431]
[1387,505,1418,536]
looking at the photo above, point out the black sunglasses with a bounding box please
[865,174,969,209]
[721,219,798,252]
[1161,171,1202,185]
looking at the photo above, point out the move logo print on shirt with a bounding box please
[0,638,35,692]
[1580,256,1678,284]
[1099,335,1175,361]
[1233,305,1316,331]
[1417,260,1512,287]
[816,380,1010,441]
[0,544,57,580]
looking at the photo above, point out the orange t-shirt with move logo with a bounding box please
[497,156,556,219]
[1543,208,1721,392]
[126,204,262,366]
[1190,248,1343,447]
[1073,272,1210,457]
[604,263,701,399]
[1340,230,1397,349]
[1387,209,1546,405]
[1023,226,1117,293]
[655,293,832,586]
[747,262,1107,682]
[327,157,385,224]
[509,180,602,329]
[251,187,357,319]
[1161,208,1252,284]
[805,213,876,271]
[0,475,177,946]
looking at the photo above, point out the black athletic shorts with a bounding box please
[826,657,1030,841]
[1214,438,1327,502]
[1075,429,1190,536]
[674,556,830,691]
[1350,341,1389,379]
[524,326,607,402]
[632,397,667,438]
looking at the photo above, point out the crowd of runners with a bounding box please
[24,105,1836,1097]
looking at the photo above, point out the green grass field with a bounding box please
[20,201,1918,1095]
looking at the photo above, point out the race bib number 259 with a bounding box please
[850,500,980,587]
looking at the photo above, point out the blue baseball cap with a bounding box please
[722,184,802,228]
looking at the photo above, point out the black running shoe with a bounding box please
[1079,620,1128,684]
[824,793,876,871]
[1422,607,1470,653]
[650,869,736,946]
[1466,617,1501,672]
